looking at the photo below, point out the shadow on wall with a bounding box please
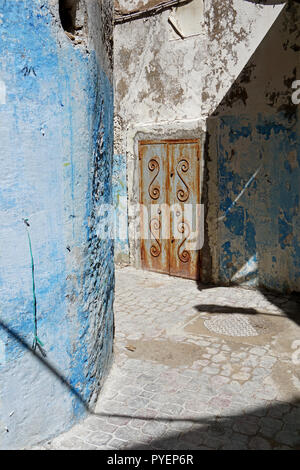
[203,0,300,294]
[0,318,91,412]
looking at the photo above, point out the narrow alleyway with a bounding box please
[38,267,300,450]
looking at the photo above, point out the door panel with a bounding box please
[139,143,170,274]
[169,142,200,280]
[139,140,200,280]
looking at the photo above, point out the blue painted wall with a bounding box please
[208,3,300,293]
[112,153,129,264]
[216,114,300,291]
[0,0,114,448]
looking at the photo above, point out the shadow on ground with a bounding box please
[3,289,299,451]
[193,288,300,327]
[120,400,300,450]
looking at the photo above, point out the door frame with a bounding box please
[125,120,206,279]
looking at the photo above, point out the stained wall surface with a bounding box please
[206,1,300,291]
[112,153,129,264]
[0,0,114,448]
[114,0,300,293]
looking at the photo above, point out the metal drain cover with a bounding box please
[204,314,267,337]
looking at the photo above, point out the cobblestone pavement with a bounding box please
[38,267,300,450]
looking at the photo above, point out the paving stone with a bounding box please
[84,416,117,434]
[275,428,300,447]
[249,436,272,450]
[212,353,227,363]
[53,436,100,450]
[102,415,132,426]
[252,367,269,377]
[259,416,283,438]
[210,392,233,407]
[246,405,269,418]
[202,433,229,449]
[151,436,182,450]
[107,438,129,449]
[134,408,159,419]
[259,356,277,368]
[202,366,220,375]
[126,396,150,409]
[114,425,146,442]
[158,403,184,416]
[232,416,261,436]
[222,432,249,450]
[129,418,148,429]
[166,420,195,434]
[232,372,251,381]
[268,402,291,419]
[143,383,161,393]
[250,347,267,357]
[84,431,113,447]
[142,421,168,437]
[36,267,299,451]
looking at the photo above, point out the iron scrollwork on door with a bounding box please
[148,158,160,200]
[177,220,191,263]
[149,217,161,257]
[140,140,199,279]
[176,159,190,202]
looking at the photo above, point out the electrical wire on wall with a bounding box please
[23,219,46,357]
[114,0,193,24]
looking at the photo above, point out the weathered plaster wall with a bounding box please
[207,2,300,292]
[113,115,129,264]
[115,0,184,16]
[0,0,114,449]
[112,153,129,264]
[114,0,285,127]
[113,2,206,262]
[114,0,300,292]
[114,9,204,127]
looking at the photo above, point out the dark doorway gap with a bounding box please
[59,0,78,34]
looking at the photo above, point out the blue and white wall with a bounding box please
[0,0,114,448]
[112,152,129,264]
[114,0,300,293]
[207,2,300,292]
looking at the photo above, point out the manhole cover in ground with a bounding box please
[204,314,269,337]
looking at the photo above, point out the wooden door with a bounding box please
[169,141,200,280]
[139,140,200,280]
[139,142,169,274]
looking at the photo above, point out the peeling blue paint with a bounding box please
[217,112,300,292]
[0,0,114,449]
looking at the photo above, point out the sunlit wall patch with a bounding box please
[0,80,6,104]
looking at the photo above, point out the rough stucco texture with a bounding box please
[0,0,114,449]
[112,154,129,264]
[114,0,300,293]
[209,2,300,292]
